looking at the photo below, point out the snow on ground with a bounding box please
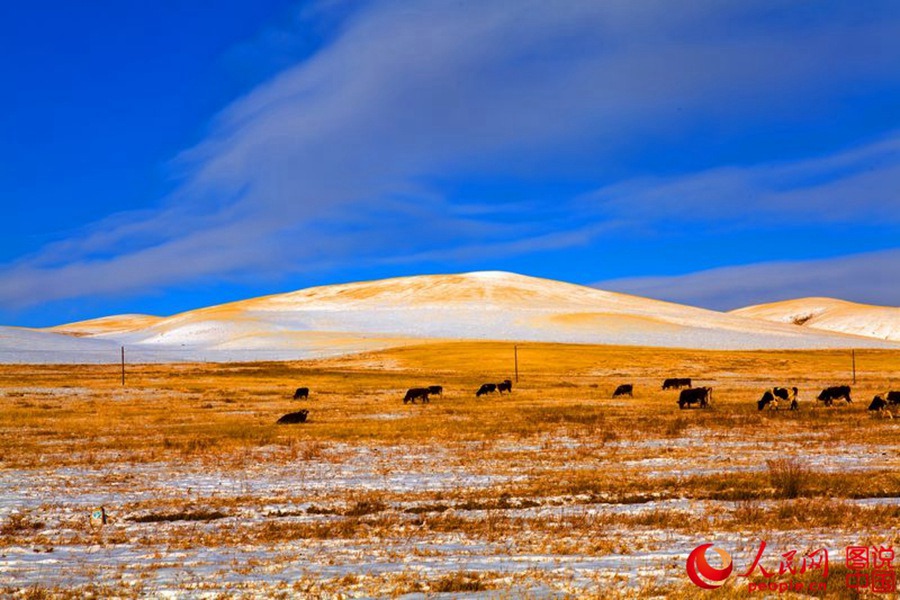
[732,297,900,342]
[9,272,896,364]
[2,432,897,595]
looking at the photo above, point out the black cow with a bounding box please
[293,387,309,400]
[758,390,778,411]
[613,384,633,398]
[276,409,309,424]
[403,388,430,404]
[678,387,711,409]
[476,383,497,397]
[817,385,852,406]
[427,385,443,397]
[663,378,692,390]
[869,395,888,411]
[497,379,513,394]
[885,391,900,405]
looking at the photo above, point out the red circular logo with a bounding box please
[686,543,733,589]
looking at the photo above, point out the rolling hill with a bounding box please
[5,271,890,364]
[731,297,900,342]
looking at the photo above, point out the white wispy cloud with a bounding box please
[2,0,900,308]
[579,135,900,227]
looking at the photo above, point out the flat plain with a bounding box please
[1,342,899,598]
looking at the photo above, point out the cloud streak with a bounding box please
[597,248,900,310]
[579,135,900,227]
[3,0,900,309]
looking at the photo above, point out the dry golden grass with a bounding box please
[3,342,897,459]
[2,341,899,596]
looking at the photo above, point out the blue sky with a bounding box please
[2,0,900,326]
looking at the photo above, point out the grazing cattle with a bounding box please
[403,388,430,404]
[293,387,309,400]
[662,378,692,390]
[869,395,888,411]
[427,385,443,397]
[763,387,798,410]
[886,391,900,405]
[678,387,712,408]
[869,395,893,419]
[613,384,633,398]
[497,379,513,394]
[758,390,778,411]
[678,387,711,409]
[276,409,309,424]
[476,383,497,397]
[817,385,852,407]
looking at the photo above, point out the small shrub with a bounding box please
[732,500,765,524]
[1,512,44,535]
[430,572,488,593]
[298,440,327,461]
[767,457,811,499]
[344,497,387,517]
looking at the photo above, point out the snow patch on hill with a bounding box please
[731,297,900,342]
[47,314,163,336]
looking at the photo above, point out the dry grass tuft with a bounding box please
[129,509,228,523]
[767,457,812,499]
[343,495,388,517]
[665,416,690,436]
[1,512,44,536]
[430,571,491,592]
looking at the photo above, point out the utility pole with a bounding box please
[121,346,126,386]
[852,349,856,384]
[514,345,519,383]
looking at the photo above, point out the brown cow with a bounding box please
[678,387,711,409]
[277,409,309,424]
[613,384,633,398]
[663,378,692,390]
[403,388,430,404]
[476,383,497,397]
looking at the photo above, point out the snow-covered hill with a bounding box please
[47,314,163,336]
[0,326,123,364]
[7,271,886,364]
[731,297,900,342]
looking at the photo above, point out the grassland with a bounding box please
[1,342,899,598]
